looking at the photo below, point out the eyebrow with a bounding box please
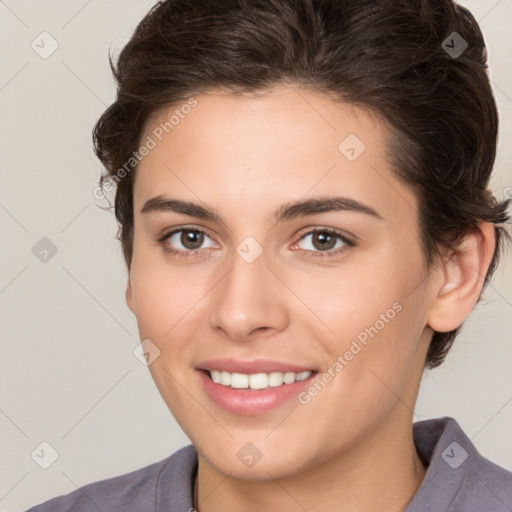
[140,195,383,225]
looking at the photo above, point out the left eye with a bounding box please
[294,229,351,253]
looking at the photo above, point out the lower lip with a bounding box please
[196,369,318,416]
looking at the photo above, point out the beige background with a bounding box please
[0,1,511,510]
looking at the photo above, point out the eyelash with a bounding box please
[157,226,356,260]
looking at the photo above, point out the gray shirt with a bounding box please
[24,416,512,511]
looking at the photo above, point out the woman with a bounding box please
[26,0,512,510]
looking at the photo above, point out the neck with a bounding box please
[193,412,427,512]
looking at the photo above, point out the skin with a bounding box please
[125,84,496,511]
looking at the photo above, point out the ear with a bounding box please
[426,222,496,333]
[126,277,134,313]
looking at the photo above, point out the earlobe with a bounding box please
[426,222,496,333]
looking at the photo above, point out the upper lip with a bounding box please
[196,358,317,374]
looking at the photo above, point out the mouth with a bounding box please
[200,368,319,391]
[195,367,319,415]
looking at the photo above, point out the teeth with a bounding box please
[209,370,312,389]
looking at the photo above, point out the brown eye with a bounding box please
[311,231,338,251]
[293,229,355,259]
[158,227,216,257]
[178,229,205,250]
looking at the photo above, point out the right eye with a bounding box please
[157,227,217,257]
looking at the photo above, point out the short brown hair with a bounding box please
[93,0,511,369]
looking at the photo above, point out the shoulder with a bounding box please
[411,416,512,511]
[459,443,512,509]
[24,444,197,512]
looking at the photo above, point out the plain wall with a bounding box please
[0,1,511,510]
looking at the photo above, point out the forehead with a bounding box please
[134,85,417,223]
[143,85,380,152]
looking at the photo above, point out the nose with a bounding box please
[207,246,289,342]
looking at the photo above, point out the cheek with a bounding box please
[292,259,404,340]
[130,257,206,333]
[329,280,427,413]
[309,251,425,379]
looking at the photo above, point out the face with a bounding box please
[126,85,434,480]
